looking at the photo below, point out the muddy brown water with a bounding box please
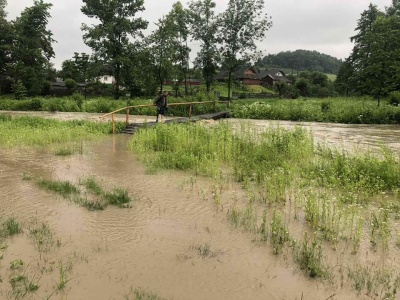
[0,112,400,300]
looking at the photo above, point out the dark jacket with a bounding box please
[154,94,167,108]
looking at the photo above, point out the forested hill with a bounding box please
[256,50,343,74]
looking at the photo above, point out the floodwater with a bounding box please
[0,112,400,300]
[229,118,400,153]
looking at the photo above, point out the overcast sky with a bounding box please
[5,0,393,69]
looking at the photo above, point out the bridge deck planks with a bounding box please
[121,111,229,134]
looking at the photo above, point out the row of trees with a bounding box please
[335,0,400,105]
[256,50,342,74]
[273,71,334,99]
[0,0,56,97]
[0,0,272,99]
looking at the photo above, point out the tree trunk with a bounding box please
[114,63,120,100]
[228,68,233,101]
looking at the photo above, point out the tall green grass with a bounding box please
[129,121,400,197]
[0,116,124,147]
[2,95,399,124]
[128,121,400,283]
[230,97,400,124]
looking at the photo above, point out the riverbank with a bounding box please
[1,96,399,124]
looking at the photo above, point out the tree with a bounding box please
[256,50,342,74]
[167,2,191,95]
[295,78,310,97]
[81,0,148,99]
[188,0,219,93]
[12,79,27,100]
[59,59,81,82]
[340,2,400,104]
[147,16,177,92]
[386,0,400,16]
[334,58,354,96]
[348,4,383,95]
[362,15,400,105]
[121,42,158,96]
[10,0,55,96]
[65,78,77,93]
[217,0,272,100]
[0,0,13,94]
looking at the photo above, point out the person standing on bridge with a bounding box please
[154,90,168,123]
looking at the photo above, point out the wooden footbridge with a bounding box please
[98,100,230,134]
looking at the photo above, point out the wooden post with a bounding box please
[112,113,115,134]
[189,104,192,118]
[126,108,130,125]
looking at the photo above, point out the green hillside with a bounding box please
[256,50,342,74]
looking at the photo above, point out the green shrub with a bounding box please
[71,93,84,109]
[12,80,27,100]
[47,101,59,112]
[389,91,400,106]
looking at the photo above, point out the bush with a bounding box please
[389,91,400,106]
[283,85,299,99]
[12,80,27,100]
[71,92,84,109]
[47,101,59,112]
[65,78,77,92]
[321,101,331,112]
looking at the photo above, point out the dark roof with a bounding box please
[216,67,291,83]
[50,81,86,89]
[256,69,287,79]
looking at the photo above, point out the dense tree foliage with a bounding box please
[0,0,13,94]
[147,16,177,92]
[0,0,272,98]
[81,0,148,99]
[6,0,399,103]
[188,0,219,93]
[256,50,342,74]
[336,1,400,104]
[167,2,191,95]
[4,0,55,97]
[217,0,272,100]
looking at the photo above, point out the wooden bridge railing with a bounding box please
[98,100,230,134]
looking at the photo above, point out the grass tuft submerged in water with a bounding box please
[32,177,135,210]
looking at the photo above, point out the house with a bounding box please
[257,69,292,87]
[49,78,85,96]
[163,79,202,86]
[216,66,260,85]
[98,75,115,85]
[216,67,291,87]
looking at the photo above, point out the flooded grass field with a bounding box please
[1,113,400,300]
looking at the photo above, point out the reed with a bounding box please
[347,264,400,299]
[28,220,54,253]
[269,210,290,255]
[293,233,327,278]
